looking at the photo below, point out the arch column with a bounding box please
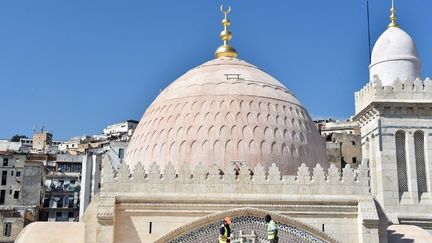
[368,135,379,197]
[404,131,419,203]
[155,207,340,243]
[422,130,432,203]
[380,129,401,207]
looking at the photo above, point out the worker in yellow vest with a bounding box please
[219,217,232,243]
[265,215,279,243]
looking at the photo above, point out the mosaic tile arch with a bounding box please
[155,207,339,243]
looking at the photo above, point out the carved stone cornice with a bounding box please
[101,155,370,196]
[96,193,115,224]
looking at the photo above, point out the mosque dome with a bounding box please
[369,8,421,85]
[125,57,328,175]
[125,6,328,175]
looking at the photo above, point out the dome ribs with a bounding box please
[125,58,328,175]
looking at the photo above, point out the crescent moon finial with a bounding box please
[215,5,237,58]
[220,5,231,15]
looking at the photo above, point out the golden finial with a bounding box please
[388,0,399,28]
[215,5,238,58]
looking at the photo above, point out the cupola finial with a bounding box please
[215,5,238,58]
[388,0,399,28]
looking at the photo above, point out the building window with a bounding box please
[13,191,19,199]
[414,131,428,197]
[0,190,5,204]
[60,164,67,172]
[43,196,50,207]
[352,157,357,164]
[57,196,64,208]
[15,171,21,177]
[2,159,8,166]
[118,148,124,159]
[68,196,74,208]
[55,212,63,221]
[71,164,81,172]
[341,159,347,168]
[1,171,7,185]
[395,131,408,197]
[3,222,11,237]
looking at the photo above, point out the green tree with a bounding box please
[10,134,28,142]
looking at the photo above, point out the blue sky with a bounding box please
[1,0,431,140]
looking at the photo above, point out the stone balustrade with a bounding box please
[100,155,370,195]
[355,76,432,114]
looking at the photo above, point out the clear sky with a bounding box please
[1,0,431,140]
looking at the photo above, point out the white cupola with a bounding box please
[369,4,421,86]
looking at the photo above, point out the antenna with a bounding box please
[366,0,372,63]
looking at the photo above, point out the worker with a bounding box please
[219,216,232,243]
[265,215,278,243]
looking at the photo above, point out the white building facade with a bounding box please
[354,16,432,230]
[16,4,432,243]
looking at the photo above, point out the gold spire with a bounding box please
[215,5,238,58]
[388,0,399,28]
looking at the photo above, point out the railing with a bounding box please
[231,231,256,243]
[45,185,80,192]
[0,210,21,218]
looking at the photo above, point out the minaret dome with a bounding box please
[369,1,421,85]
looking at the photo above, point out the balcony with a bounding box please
[45,183,80,193]
[48,217,77,222]
[43,196,79,209]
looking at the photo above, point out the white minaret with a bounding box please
[355,1,432,235]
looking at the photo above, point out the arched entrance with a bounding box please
[155,207,339,243]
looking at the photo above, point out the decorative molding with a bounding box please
[154,207,340,243]
[357,197,379,223]
[100,155,370,196]
[96,193,115,224]
[355,77,432,116]
[117,202,358,212]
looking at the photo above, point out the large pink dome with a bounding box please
[125,57,328,175]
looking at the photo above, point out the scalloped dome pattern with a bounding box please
[125,58,328,175]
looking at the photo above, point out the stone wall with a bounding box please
[0,215,23,243]
[101,155,370,196]
[0,154,26,206]
[355,77,432,114]
[83,155,381,243]
[357,115,432,223]
[325,133,362,170]
[21,162,44,206]
[0,206,38,243]
[355,77,432,229]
